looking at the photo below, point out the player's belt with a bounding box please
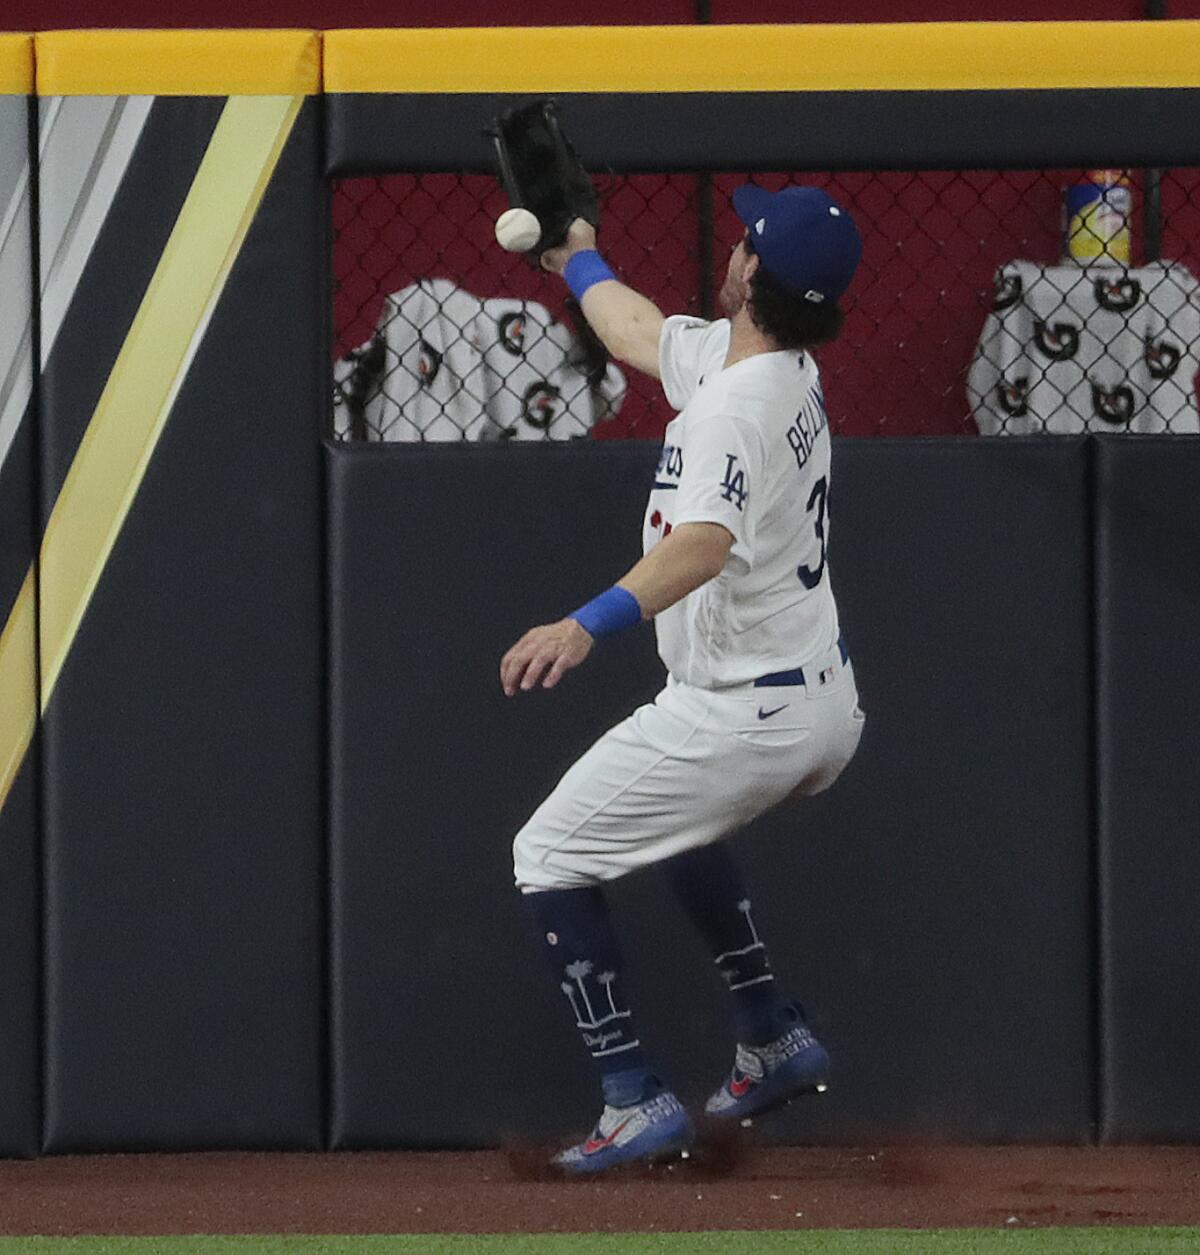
[754,635,849,689]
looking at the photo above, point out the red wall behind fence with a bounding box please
[334,165,1200,440]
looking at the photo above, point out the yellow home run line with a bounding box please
[0,93,301,818]
[0,570,36,812]
[324,21,1200,94]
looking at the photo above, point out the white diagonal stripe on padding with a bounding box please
[3,97,152,480]
[38,94,302,709]
[0,96,33,481]
[38,95,153,364]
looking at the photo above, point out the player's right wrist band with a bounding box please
[568,585,642,638]
[563,250,617,301]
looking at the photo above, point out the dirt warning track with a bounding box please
[1,1146,1199,1236]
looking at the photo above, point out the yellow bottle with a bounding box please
[1065,170,1132,265]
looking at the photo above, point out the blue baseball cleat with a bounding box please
[554,1090,694,1175]
[705,1005,830,1122]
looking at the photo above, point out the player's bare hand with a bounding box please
[501,618,594,696]
[540,219,598,275]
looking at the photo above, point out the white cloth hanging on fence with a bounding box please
[967,259,1200,435]
[333,279,624,442]
[346,279,490,442]
[476,297,625,441]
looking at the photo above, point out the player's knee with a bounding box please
[512,827,599,893]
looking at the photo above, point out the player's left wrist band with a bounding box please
[563,250,617,302]
[568,586,642,638]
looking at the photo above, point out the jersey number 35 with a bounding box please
[797,476,828,590]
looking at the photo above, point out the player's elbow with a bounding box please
[699,548,729,583]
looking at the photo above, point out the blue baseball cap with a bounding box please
[733,184,863,304]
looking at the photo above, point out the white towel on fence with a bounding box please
[967,259,1200,435]
[363,279,489,442]
[333,280,625,442]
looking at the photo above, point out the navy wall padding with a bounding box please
[0,85,40,1158]
[1095,435,1200,1143]
[0,754,40,1158]
[0,411,40,1159]
[326,90,1200,176]
[327,441,665,1147]
[42,104,325,1152]
[328,437,1094,1146]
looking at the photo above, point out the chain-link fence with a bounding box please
[332,167,1200,440]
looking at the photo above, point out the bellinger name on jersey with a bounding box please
[786,383,829,473]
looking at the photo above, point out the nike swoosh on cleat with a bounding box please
[583,1115,634,1155]
[729,1074,756,1098]
[757,705,788,720]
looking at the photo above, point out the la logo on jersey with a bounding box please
[720,454,748,511]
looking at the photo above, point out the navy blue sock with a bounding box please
[664,843,789,1046]
[525,886,655,1108]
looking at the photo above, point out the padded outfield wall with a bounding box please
[0,24,1196,1153]
[0,34,39,1159]
[30,31,327,1153]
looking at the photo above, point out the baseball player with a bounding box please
[500,186,865,1174]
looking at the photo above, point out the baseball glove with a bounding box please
[485,99,600,255]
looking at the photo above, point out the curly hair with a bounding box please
[745,252,846,351]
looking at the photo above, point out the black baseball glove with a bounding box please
[485,99,600,254]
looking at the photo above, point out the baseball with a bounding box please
[495,207,542,253]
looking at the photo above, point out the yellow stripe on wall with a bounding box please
[36,30,320,96]
[0,570,37,814]
[38,94,302,710]
[325,21,1200,94]
[0,33,34,94]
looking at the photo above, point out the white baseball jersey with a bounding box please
[649,314,842,689]
[512,312,864,893]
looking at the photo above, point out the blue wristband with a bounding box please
[569,586,642,638]
[563,250,617,302]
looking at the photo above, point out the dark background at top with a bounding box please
[5,0,1200,29]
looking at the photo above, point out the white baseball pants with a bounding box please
[513,641,864,893]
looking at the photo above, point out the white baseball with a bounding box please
[495,207,542,253]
